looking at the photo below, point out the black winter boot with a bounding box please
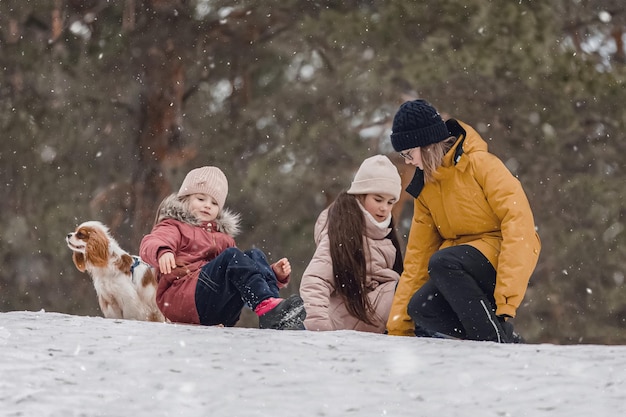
[501,320,525,344]
[258,294,306,330]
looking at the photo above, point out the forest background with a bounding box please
[1,0,624,345]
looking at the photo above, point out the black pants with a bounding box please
[195,247,280,327]
[407,245,508,342]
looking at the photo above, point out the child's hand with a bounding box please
[271,258,291,287]
[158,252,177,274]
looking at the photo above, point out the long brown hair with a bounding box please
[421,136,457,183]
[326,191,403,324]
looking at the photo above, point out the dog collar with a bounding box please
[130,256,143,275]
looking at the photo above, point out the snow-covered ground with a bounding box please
[0,311,624,417]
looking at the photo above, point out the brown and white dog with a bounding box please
[66,221,165,322]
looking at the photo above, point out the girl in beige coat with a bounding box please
[300,155,403,333]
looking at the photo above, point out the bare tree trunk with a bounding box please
[122,0,135,32]
[130,41,196,244]
[51,0,63,42]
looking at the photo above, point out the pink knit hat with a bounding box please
[177,166,228,209]
[347,155,401,200]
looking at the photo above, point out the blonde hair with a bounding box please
[421,136,457,183]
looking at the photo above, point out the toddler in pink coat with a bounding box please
[140,166,305,330]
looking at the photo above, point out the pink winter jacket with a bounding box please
[300,208,400,333]
[139,195,239,324]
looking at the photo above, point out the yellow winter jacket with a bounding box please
[387,120,541,336]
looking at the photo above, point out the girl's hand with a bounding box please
[158,252,177,274]
[272,257,291,286]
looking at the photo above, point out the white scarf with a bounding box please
[357,200,391,229]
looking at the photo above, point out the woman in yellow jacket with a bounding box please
[386,99,541,343]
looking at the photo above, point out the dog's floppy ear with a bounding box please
[117,253,134,275]
[86,228,110,268]
[73,252,87,272]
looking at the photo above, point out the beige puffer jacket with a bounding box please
[300,207,400,333]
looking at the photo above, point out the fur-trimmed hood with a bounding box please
[155,194,241,237]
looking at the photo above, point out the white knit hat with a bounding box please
[347,155,401,200]
[177,166,228,209]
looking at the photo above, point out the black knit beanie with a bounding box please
[390,100,451,151]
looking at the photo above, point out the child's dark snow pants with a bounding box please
[195,247,280,326]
